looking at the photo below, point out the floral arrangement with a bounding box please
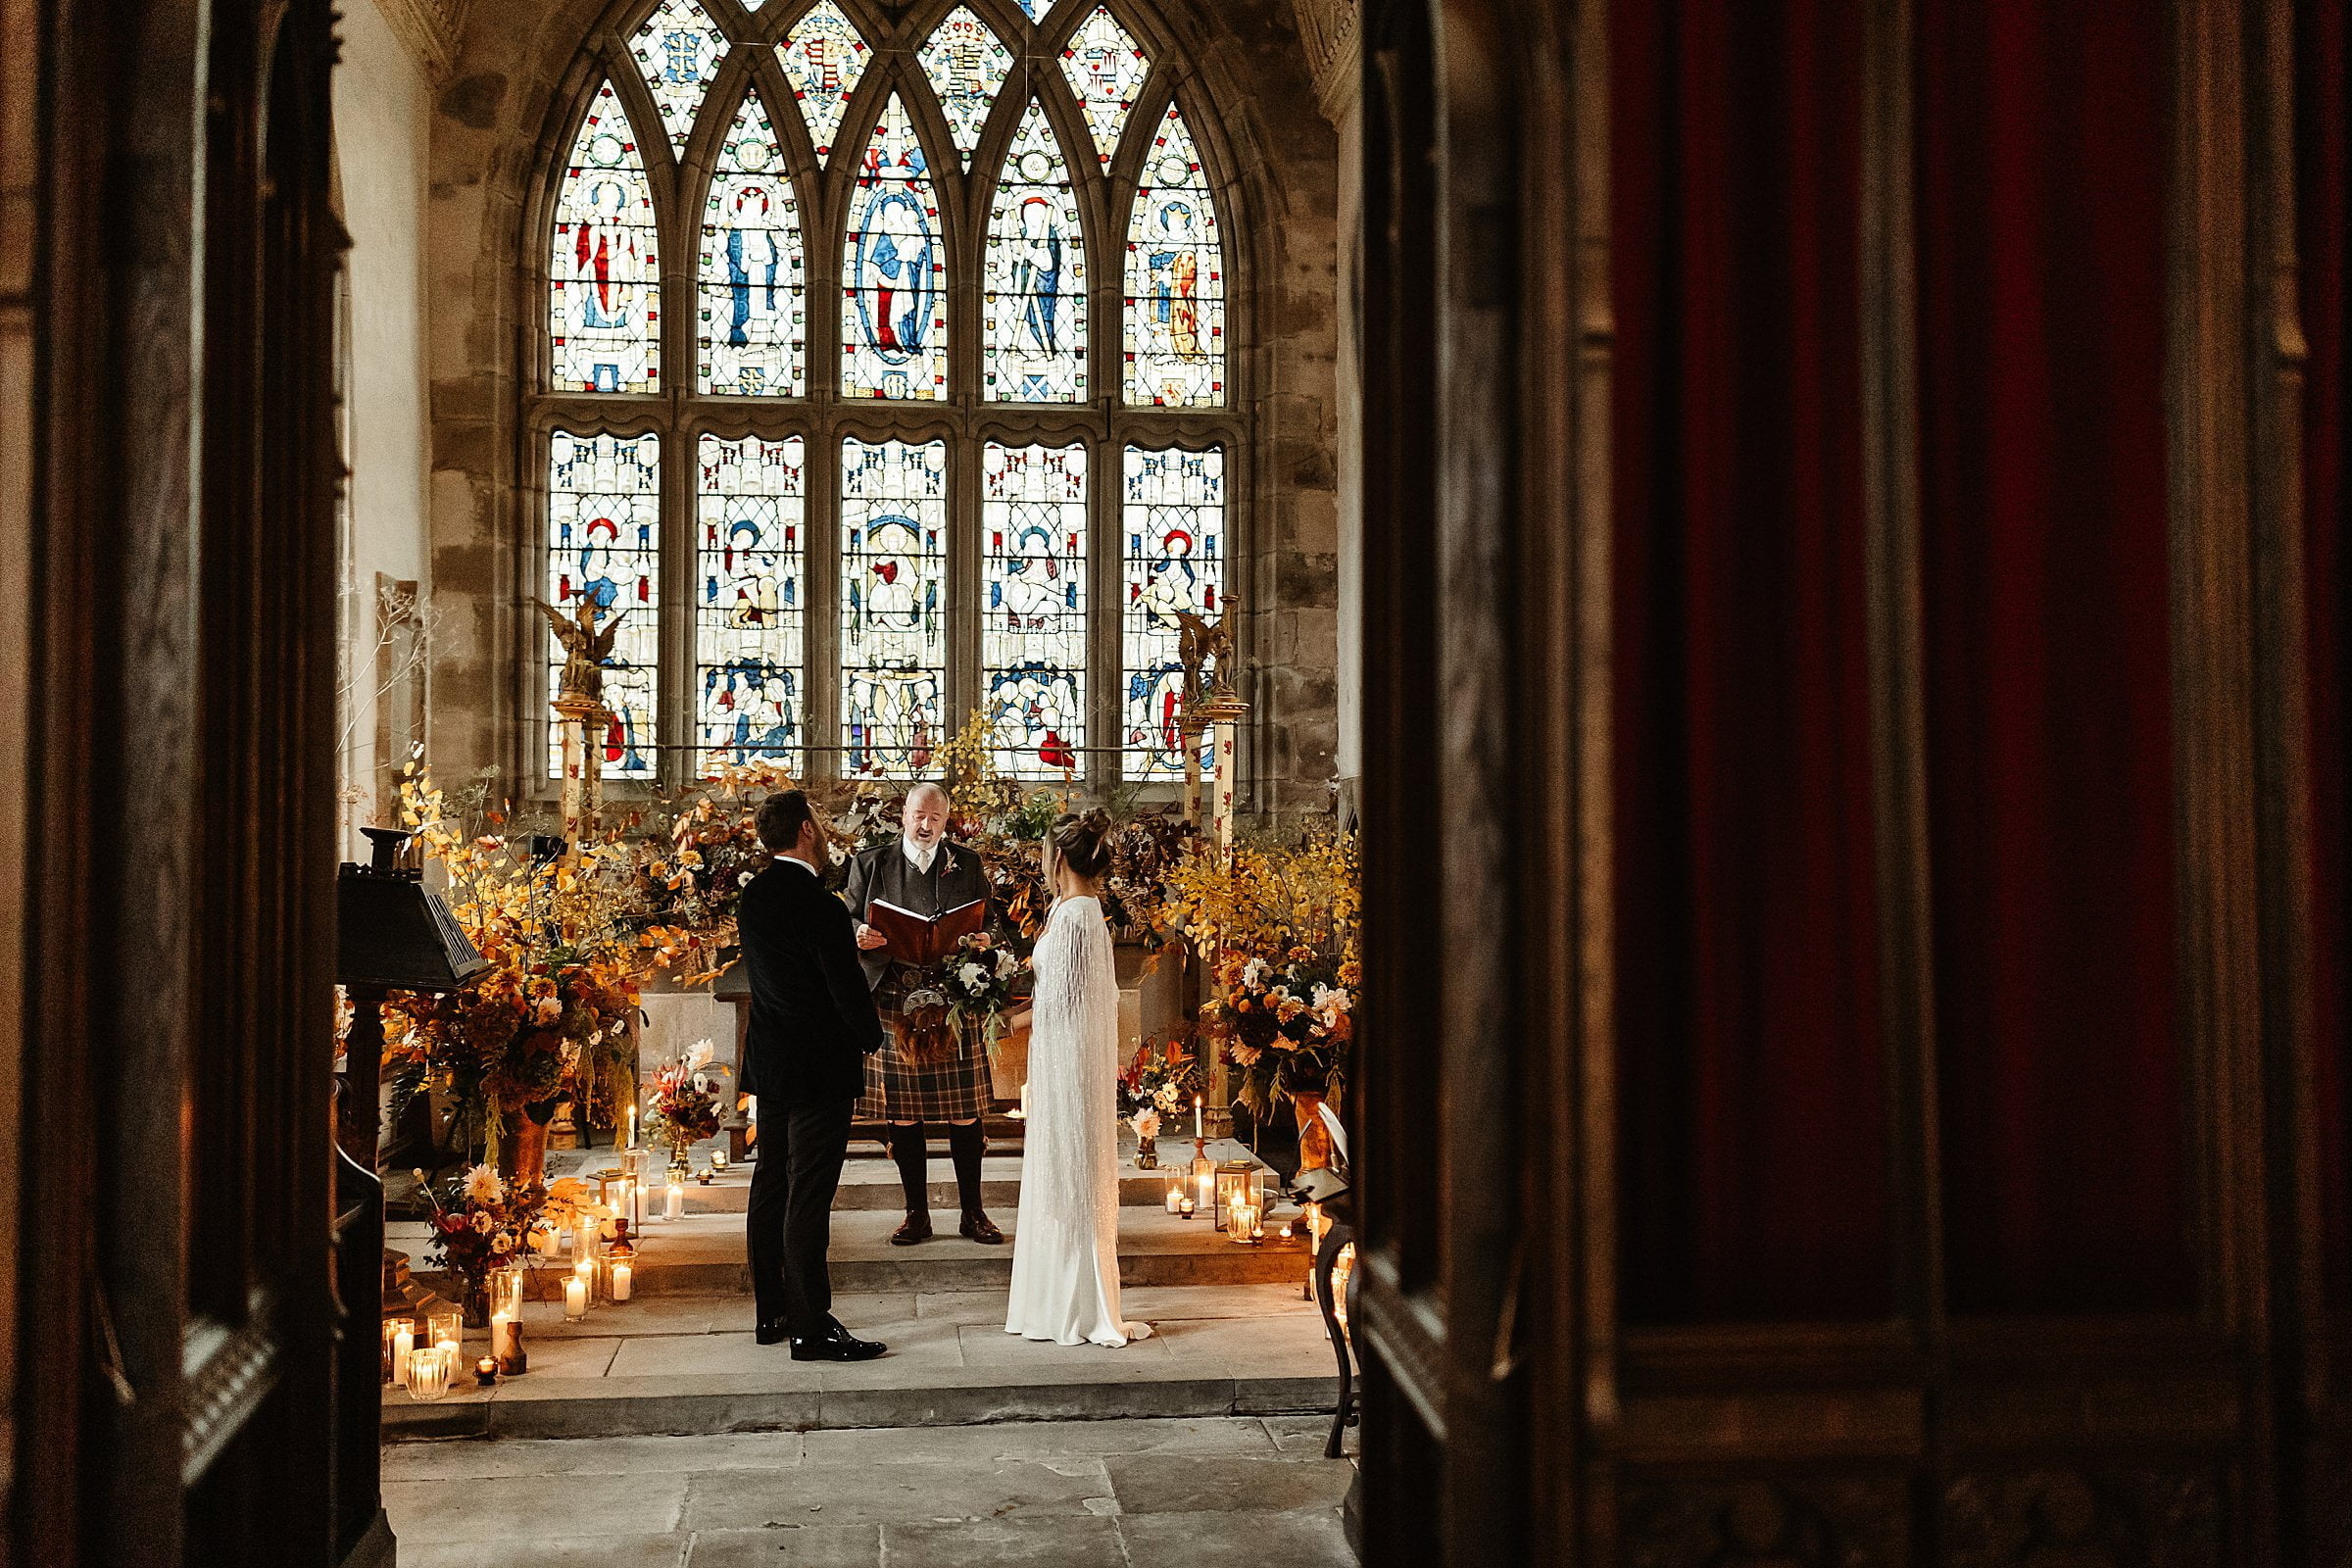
[1118,1038,1205,1144]
[381,765,699,1157]
[1163,827,1360,1118]
[936,930,1026,1040]
[418,1162,541,1291]
[643,1041,726,1166]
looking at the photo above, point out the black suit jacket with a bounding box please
[736,858,887,1106]
[842,839,992,991]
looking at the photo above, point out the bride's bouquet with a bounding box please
[935,929,1025,1044]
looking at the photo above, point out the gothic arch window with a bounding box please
[533,0,1241,787]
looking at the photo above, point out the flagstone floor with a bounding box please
[384,1414,1355,1567]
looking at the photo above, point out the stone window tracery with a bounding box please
[535,0,1240,786]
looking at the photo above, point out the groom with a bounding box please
[737,790,889,1360]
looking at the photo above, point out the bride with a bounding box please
[1004,811,1152,1347]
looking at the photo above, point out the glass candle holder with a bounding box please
[564,1272,589,1322]
[382,1317,416,1386]
[426,1306,464,1357]
[710,1149,728,1172]
[405,1348,452,1401]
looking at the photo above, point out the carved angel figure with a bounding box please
[1172,596,1241,706]
[536,598,630,706]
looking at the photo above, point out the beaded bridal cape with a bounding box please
[1004,895,1152,1348]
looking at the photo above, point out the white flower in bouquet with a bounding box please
[1311,984,1352,1018]
[462,1162,506,1207]
[470,1210,495,1234]
[994,950,1016,977]
[1133,1109,1161,1141]
[534,997,564,1024]
[957,960,988,991]
[687,1037,716,1069]
[1241,957,1268,989]
[1153,1084,1183,1113]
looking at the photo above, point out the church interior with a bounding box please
[2,0,2349,1565]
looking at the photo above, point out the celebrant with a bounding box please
[847,783,1005,1247]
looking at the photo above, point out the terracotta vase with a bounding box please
[1292,1090,1334,1171]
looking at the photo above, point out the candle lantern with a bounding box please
[382,1317,416,1386]
[1227,1200,1262,1244]
[1213,1163,1262,1231]
[405,1348,452,1401]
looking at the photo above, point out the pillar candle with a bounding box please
[391,1323,416,1386]
[564,1275,588,1321]
[611,1260,632,1302]
[1193,1095,1202,1142]
[664,1181,684,1222]
[1164,1184,1183,1214]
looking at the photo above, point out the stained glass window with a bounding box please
[1059,7,1148,166]
[841,439,950,775]
[983,101,1087,403]
[548,431,662,780]
[629,0,726,154]
[697,434,806,772]
[551,81,661,394]
[1124,105,1225,407]
[1016,0,1042,16]
[778,1,870,168]
[1122,444,1224,779]
[918,8,1013,168]
[982,443,1088,778]
[842,94,949,400]
[698,91,806,397]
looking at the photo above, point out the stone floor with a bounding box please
[383,1415,1356,1567]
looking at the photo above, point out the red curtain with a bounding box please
[1612,0,1890,1322]
[2298,0,2348,1306]
[1912,0,2192,1313]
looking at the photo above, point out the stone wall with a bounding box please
[417,0,1342,819]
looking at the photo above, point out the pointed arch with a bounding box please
[776,0,872,168]
[1122,99,1224,407]
[697,86,808,395]
[840,91,951,400]
[917,5,1015,168]
[982,98,1088,403]
[1057,5,1149,167]
[550,78,663,394]
[628,0,729,152]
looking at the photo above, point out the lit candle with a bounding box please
[575,1219,597,1261]
[1198,1171,1213,1215]
[564,1274,588,1322]
[474,1355,498,1388]
[1164,1184,1183,1214]
[611,1260,633,1301]
[391,1322,416,1386]
[710,1149,728,1171]
[664,1181,684,1222]
[1194,1095,1203,1142]
[1229,1202,1260,1243]
[1179,1195,1196,1218]
[434,1337,460,1373]
[491,1311,514,1365]
[406,1348,451,1400]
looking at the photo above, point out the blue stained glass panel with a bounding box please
[628,0,726,154]
[983,101,1087,403]
[550,81,661,394]
[697,434,806,773]
[1122,443,1224,779]
[982,442,1088,779]
[841,95,949,400]
[841,439,950,775]
[548,430,662,780]
[698,91,807,396]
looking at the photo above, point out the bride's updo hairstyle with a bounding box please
[1050,809,1116,881]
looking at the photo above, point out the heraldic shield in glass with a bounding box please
[551,81,661,394]
[1122,444,1225,779]
[841,439,950,775]
[777,0,871,168]
[919,6,1014,169]
[629,0,724,154]
[983,442,1090,779]
[697,434,807,774]
[1060,6,1149,167]
[984,101,1088,403]
[698,90,807,397]
[548,431,662,780]
[842,94,950,400]
[1125,104,1225,408]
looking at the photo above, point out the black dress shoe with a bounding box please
[790,1323,887,1362]
[890,1213,933,1246]
[958,1211,1005,1245]
[755,1321,790,1346]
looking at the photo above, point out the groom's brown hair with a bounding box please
[756,790,817,852]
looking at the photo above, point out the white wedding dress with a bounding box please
[1004,894,1152,1347]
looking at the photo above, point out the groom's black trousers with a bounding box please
[747,1095,855,1336]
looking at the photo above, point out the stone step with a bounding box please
[673,1165,1216,1215]
[382,1286,1344,1443]
[395,1206,1321,1298]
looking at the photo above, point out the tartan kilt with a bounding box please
[855,985,996,1122]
